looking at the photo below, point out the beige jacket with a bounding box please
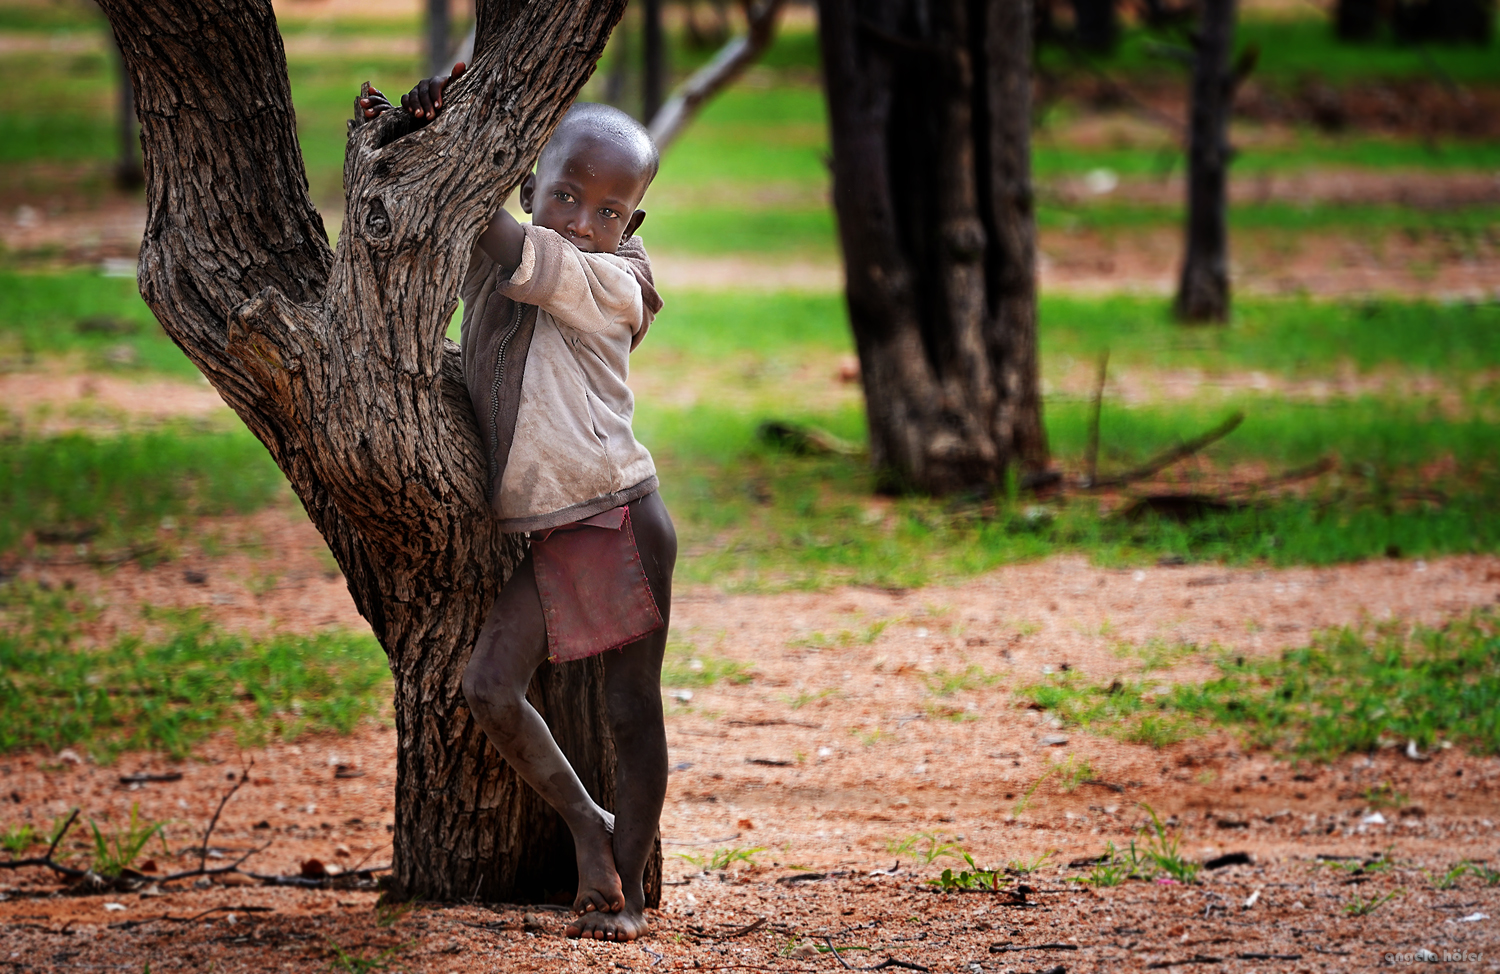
[459,224,663,533]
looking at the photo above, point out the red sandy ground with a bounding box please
[2,501,1499,972]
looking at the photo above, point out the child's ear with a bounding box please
[623,209,646,242]
[518,173,537,214]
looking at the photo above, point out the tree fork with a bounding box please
[99,0,659,903]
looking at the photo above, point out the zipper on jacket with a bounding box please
[486,301,524,497]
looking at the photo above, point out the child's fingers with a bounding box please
[416,80,436,119]
[451,61,466,78]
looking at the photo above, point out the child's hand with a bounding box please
[401,62,467,122]
[353,81,393,126]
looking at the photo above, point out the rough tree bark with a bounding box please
[1174,0,1237,324]
[816,0,1048,495]
[98,0,661,904]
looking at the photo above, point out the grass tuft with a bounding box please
[1020,611,1500,758]
[0,584,391,762]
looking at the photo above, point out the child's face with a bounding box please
[519,133,650,255]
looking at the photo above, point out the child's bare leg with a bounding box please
[461,555,624,916]
[569,492,676,942]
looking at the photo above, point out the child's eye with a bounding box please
[554,192,575,204]
[600,209,620,220]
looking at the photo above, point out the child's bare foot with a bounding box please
[566,904,650,941]
[572,812,625,916]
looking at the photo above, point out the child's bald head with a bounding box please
[540,103,660,188]
[520,102,660,254]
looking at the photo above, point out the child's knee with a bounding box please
[461,657,523,721]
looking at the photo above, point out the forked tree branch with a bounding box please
[648,0,789,151]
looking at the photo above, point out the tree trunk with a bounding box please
[108,31,142,190]
[428,0,452,78]
[1071,0,1119,52]
[98,0,660,905]
[816,0,1048,496]
[643,0,667,121]
[1175,0,1236,324]
[1334,0,1382,40]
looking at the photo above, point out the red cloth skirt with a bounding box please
[530,504,664,663]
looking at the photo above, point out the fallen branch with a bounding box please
[1087,411,1245,490]
[242,864,391,888]
[0,808,88,880]
[721,916,767,938]
[198,759,252,872]
[109,904,275,931]
[156,840,274,884]
[648,0,789,152]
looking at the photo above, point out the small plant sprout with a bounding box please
[1138,804,1200,884]
[1055,754,1094,792]
[88,803,165,879]
[1012,766,1058,816]
[886,832,965,865]
[676,845,767,872]
[1427,863,1468,890]
[1465,861,1500,886]
[326,937,411,973]
[1068,842,1128,887]
[1361,782,1408,809]
[1007,850,1056,876]
[0,823,37,857]
[929,851,1008,892]
[1344,888,1404,917]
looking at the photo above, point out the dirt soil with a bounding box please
[2,503,1499,971]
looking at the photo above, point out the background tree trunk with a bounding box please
[427,0,452,78]
[816,0,1048,496]
[98,0,659,905]
[108,31,141,190]
[1334,0,1382,40]
[643,0,667,121]
[1175,0,1237,324]
[1071,0,1119,52]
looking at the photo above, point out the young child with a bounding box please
[356,71,673,943]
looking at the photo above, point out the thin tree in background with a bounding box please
[642,0,665,121]
[99,0,651,904]
[817,0,1049,496]
[1175,0,1237,324]
[108,32,141,189]
[427,0,451,78]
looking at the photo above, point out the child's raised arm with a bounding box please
[350,64,520,271]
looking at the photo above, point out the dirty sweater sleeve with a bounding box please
[496,224,646,338]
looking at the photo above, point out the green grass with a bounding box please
[0,584,392,762]
[0,270,201,376]
[645,392,1500,589]
[1035,293,1500,376]
[1039,200,1500,235]
[1019,611,1500,758]
[660,638,755,687]
[1038,17,1500,86]
[0,427,286,556]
